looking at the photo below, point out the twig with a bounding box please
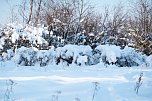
[92,82,100,101]
[134,72,143,94]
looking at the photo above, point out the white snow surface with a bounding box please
[0,61,152,101]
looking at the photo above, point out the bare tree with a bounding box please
[43,0,93,38]
[130,0,152,34]
[18,0,28,25]
[129,0,152,55]
[5,0,19,23]
[9,5,18,23]
[34,0,43,26]
[110,3,128,32]
[27,0,34,24]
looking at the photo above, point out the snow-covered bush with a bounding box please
[95,45,145,67]
[86,47,101,65]
[116,55,139,67]
[37,47,55,67]
[0,49,14,61]
[0,42,143,67]
[55,45,92,66]
[37,50,50,67]
[95,45,121,65]
[56,48,73,66]
[14,46,37,66]
[76,55,88,66]
[74,33,87,45]
[13,46,55,66]
[145,55,152,67]
[2,52,8,61]
[116,47,145,67]
[11,44,145,67]
[6,49,14,60]
[65,33,87,45]
[0,23,49,51]
[117,51,144,67]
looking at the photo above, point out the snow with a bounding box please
[0,37,5,45]
[2,52,8,60]
[77,55,88,65]
[146,55,152,67]
[0,75,128,84]
[53,18,61,23]
[0,62,152,101]
[96,45,121,64]
[55,45,92,65]
[80,18,85,23]
[11,31,19,43]
[96,45,122,57]
[7,49,14,59]
[0,44,3,50]
[4,23,49,46]
[49,30,53,36]
[88,33,95,37]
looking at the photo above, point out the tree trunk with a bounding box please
[27,0,34,24]
[35,0,42,26]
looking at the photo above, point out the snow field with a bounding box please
[0,62,152,101]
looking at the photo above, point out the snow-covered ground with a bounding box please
[0,61,152,101]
